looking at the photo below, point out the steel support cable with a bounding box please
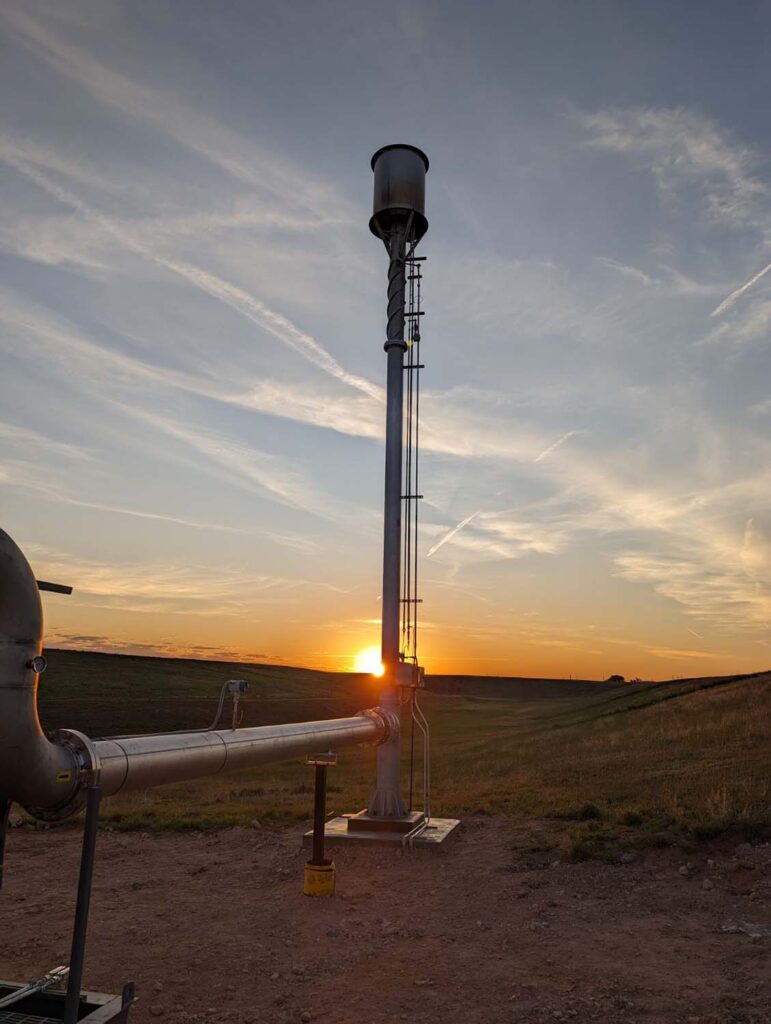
[402,697,430,851]
[402,691,430,849]
[413,257,422,663]
[414,692,430,820]
[402,242,422,662]
[408,689,416,812]
[402,242,416,656]
[403,244,415,804]
[403,245,425,812]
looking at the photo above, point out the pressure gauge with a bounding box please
[27,655,47,674]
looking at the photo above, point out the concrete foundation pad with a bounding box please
[304,816,461,849]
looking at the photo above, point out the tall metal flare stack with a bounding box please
[368,145,429,822]
[306,147,458,847]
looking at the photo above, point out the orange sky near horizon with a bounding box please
[38,577,768,682]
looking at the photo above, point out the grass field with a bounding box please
[34,649,771,856]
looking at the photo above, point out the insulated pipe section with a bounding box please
[93,711,392,797]
[0,529,81,819]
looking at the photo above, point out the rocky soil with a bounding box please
[1,819,769,1023]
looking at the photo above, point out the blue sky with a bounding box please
[0,0,769,678]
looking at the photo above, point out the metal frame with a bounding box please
[63,786,102,1024]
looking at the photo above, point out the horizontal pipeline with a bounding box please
[92,711,392,797]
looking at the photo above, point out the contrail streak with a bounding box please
[0,144,382,401]
[711,261,771,317]
[534,430,577,463]
[427,510,481,558]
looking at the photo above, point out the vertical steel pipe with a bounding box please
[381,230,407,671]
[311,763,328,866]
[368,230,408,818]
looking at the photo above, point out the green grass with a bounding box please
[34,650,771,852]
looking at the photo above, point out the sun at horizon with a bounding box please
[353,646,384,676]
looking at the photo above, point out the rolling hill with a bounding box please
[31,649,771,852]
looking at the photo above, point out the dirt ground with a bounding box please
[1,819,769,1024]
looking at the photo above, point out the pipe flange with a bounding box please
[356,707,400,745]
[57,728,101,786]
[23,729,101,823]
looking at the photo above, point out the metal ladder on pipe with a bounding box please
[401,245,432,849]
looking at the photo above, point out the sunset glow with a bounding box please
[353,647,384,677]
[0,4,769,683]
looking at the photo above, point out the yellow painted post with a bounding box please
[303,753,337,897]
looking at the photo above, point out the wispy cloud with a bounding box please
[426,510,481,557]
[230,379,383,440]
[646,646,717,660]
[534,430,578,463]
[423,507,571,565]
[597,258,727,297]
[1,202,340,271]
[0,301,378,532]
[0,137,381,400]
[130,408,363,524]
[703,297,771,346]
[24,541,343,617]
[0,5,357,224]
[3,464,249,535]
[0,288,577,470]
[615,549,770,631]
[579,105,766,229]
[711,261,771,317]
[597,257,658,287]
[0,420,94,462]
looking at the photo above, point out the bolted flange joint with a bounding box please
[356,707,400,746]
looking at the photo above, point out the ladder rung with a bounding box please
[403,364,425,370]
[400,598,423,603]
[401,494,423,500]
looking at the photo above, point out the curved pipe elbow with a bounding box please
[0,529,82,820]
